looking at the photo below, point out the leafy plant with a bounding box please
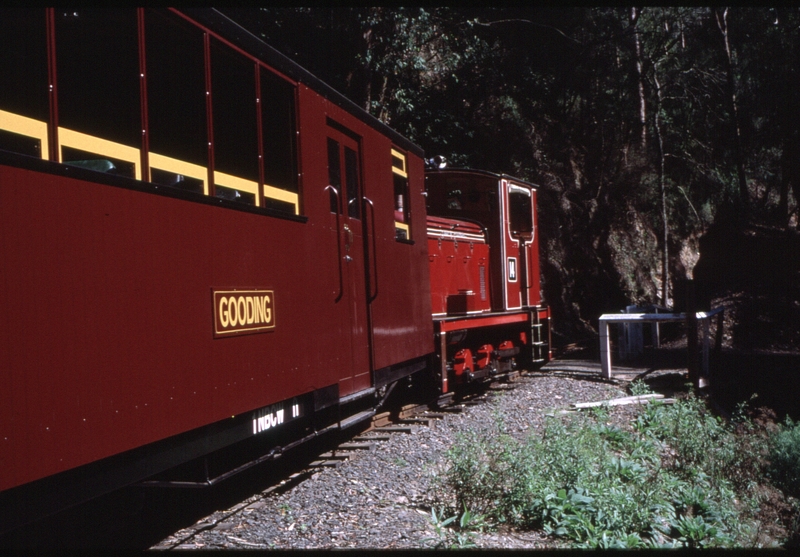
[768,417,800,498]
[629,379,653,396]
[434,391,772,548]
[424,505,485,549]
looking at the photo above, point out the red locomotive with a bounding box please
[0,8,549,533]
[426,170,551,393]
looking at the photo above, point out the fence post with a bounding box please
[685,280,699,388]
[600,318,612,379]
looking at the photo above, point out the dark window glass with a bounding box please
[394,173,408,221]
[344,146,360,219]
[0,9,49,158]
[261,69,297,195]
[0,129,42,159]
[215,185,255,205]
[394,173,409,240]
[263,197,297,214]
[145,9,207,171]
[211,38,258,188]
[150,168,204,195]
[327,137,340,213]
[508,186,533,239]
[62,145,135,177]
[56,9,140,148]
[391,153,404,171]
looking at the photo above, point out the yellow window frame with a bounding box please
[58,127,141,180]
[148,151,209,194]
[0,109,49,159]
[392,148,409,235]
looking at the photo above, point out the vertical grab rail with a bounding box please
[363,197,378,302]
[325,185,344,303]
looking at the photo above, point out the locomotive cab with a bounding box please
[425,169,544,312]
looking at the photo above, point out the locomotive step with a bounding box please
[339,409,376,430]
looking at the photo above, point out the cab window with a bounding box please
[508,184,533,240]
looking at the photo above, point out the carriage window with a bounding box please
[0,9,49,159]
[261,68,299,215]
[211,38,258,206]
[327,138,341,213]
[56,9,140,178]
[391,148,410,240]
[145,9,208,193]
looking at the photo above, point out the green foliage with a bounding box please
[629,379,653,396]
[768,418,800,499]
[424,505,486,549]
[437,393,775,548]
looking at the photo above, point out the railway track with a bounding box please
[152,370,525,550]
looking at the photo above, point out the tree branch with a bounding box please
[472,18,581,45]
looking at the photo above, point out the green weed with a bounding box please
[424,505,486,549]
[435,391,777,548]
[768,417,800,498]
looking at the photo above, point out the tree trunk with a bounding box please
[654,63,669,306]
[630,8,647,152]
[715,7,748,214]
[779,12,800,227]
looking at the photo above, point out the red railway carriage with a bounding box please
[425,169,551,392]
[0,8,432,532]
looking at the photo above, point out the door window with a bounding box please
[327,135,360,220]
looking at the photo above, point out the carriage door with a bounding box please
[326,128,372,396]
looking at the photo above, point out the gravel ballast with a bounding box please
[153,371,629,550]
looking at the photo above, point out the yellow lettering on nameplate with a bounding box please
[212,289,275,338]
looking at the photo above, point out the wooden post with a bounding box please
[685,280,699,387]
[600,318,612,379]
[651,306,661,348]
[712,309,725,392]
[701,317,710,388]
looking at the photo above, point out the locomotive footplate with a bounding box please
[434,309,546,392]
[434,310,531,332]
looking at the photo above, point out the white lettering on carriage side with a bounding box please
[252,406,285,435]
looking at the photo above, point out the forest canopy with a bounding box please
[222,7,800,343]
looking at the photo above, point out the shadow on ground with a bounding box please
[546,344,800,421]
